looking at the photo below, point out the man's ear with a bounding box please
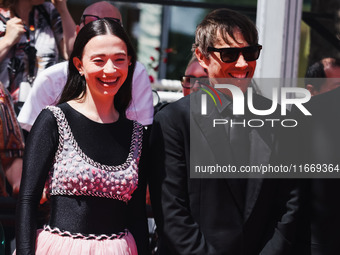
[195,48,209,70]
[76,25,81,34]
[306,84,317,96]
[73,57,83,74]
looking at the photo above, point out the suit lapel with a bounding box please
[191,91,275,220]
[190,91,245,215]
[190,90,234,165]
[244,178,263,222]
[243,128,272,222]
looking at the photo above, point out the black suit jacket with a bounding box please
[149,90,299,255]
[292,86,340,255]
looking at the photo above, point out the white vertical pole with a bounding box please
[254,0,303,98]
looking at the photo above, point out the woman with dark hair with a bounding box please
[15,18,149,255]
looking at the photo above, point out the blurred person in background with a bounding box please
[181,55,207,96]
[0,0,76,103]
[305,57,340,96]
[292,70,340,254]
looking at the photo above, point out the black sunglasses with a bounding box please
[181,75,208,89]
[80,14,122,27]
[207,44,262,63]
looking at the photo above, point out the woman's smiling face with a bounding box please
[73,34,131,99]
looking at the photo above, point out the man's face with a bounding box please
[307,64,340,96]
[182,61,208,96]
[320,65,340,94]
[196,28,257,95]
[77,3,122,32]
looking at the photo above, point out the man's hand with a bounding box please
[50,0,76,58]
[51,0,68,14]
[10,88,19,103]
[40,187,48,204]
[5,157,22,196]
[3,17,25,47]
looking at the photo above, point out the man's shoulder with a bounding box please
[38,61,68,78]
[32,61,68,93]
[132,61,150,88]
[293,87,340,130]
[298,86,340,121]
[154,95,189,122]
[307,86,340,109]
[135,61,147,74]
[158,95,189,113]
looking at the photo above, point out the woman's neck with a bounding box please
[68,95,119,124]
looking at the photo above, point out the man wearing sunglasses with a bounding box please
[150,8,298,255]
[18,1,153,133]
[181,55,208,96]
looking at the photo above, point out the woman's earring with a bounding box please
[79,71,83,76]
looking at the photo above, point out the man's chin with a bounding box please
[210,77,252,88]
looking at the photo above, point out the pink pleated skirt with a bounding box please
[14,228,138,255]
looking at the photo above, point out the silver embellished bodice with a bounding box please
[45,106,143,203]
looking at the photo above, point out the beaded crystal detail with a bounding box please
[44,225,128,240]
[45,106,143,203]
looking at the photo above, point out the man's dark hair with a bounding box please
[0,0,17,13]
[305,58,340,90]
[192,8,258,58]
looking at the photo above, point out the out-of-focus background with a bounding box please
[63,0,340,100]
